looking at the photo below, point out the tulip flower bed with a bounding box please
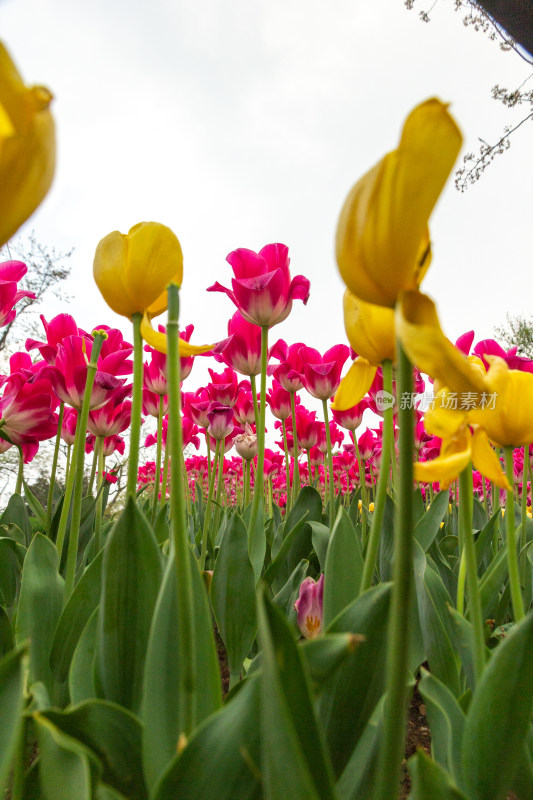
[2,43,533,800]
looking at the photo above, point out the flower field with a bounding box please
[1,41,533,800]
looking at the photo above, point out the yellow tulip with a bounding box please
[343,289,395,365]
[93,222,183,319]
[0,43,55,247]
[469,357,533,448]
[140,311,213,357]
[336,98,462,308]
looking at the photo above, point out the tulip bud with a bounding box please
[234,424,258,460]
[294,574,324,639]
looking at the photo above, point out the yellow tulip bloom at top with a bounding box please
[0,43,55,247]
[94,222,183,319]
[469,357,533,448]
[336,98,462,308]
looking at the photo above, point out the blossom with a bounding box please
[0,261,35,327]
[0,43,55,247]
[299,345,350,401]
[207,243,310,328]
[469,357,533,448]
[294,574,324,639]
[234,423,258,461]
[213,311,263,376]
[0,373,58,447]
[206,402,235,441]
[336,98,462,308]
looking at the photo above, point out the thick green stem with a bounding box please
[282,419,292,510]
[64,331,106,599]
[94,436,105,554]
[505,446,524,621]
[151,395,164,522]
[373,344,413,800]
[248,327,268,543]
[15,447,23,495]
[200,439,220,570]
[126,312,143,496]
[459,465,486,685]
[520,445,528,585]
[206,431,212,488]
[250,373,260,428]
[360,359,394,593]
[46,402,64,531]
[244,458,250,507]
[167,283,196,735]
[322,399,336,525]
[290,391,301,499]
[65,444,71,485]
[88,446,98,495]
[213,443,225,533]
[353,435,367,543]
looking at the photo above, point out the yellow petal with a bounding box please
[93,221,183,319]
[422,392,468,439]
[414,426,471,489]
[469,356,533,448]
[336,98,462,307]
[343,289,395,365]
[140,312,213,357]
[470,426,510,491]
[397,291,489,397]
[0,43,55,247]
[331,357,377,411]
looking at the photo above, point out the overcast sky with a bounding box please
[2,0,532,368]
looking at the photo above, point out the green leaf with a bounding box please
[0,605,14,657]
[15,533,64,700]
[23,480,48,532]
[211,514,257,680]
[462,612,533,800]
[95,498,162,713]
[41,699,146,800]
[310,521,330,571]
[377,494,396,582]
[335,696,385,800]
[323,508,364,627]
[478,543,509,621]
[0,647,26,791]
[414,491,449,552]
[154,676,262,800]
[413,540,461,697]
[409,750,468,799]
[262,516,312,591]
[0,536,25,607]
[69,607,99,704]
[418,669,465,786]
[1,494,32,546]
[272,559,309,627]
[141,550,221,791]
[319,583,392,776]
[301,633,364,690]
[257,588,337,800]
[34,712,101,800]
[50,550,103,682]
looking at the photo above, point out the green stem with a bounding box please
[250,374,260,428]
[64,331,106,599]
[161,447,169,502]
[94,436,105,554]
[353,435,367,544]
[373,344,414,800]
[206,431,212,489]
[46,401,64,531]
[65,444,71,485]
[151,395,164,522]
[307,450,313,485]
[282,419,292,510]
[520,445,528,585]
[200,438,220,570]
[15,447,24,495]
[244,458,250,507]
[88,446,98,495]
[322,399,336,525]
[166,283,196,736]
[359,359,394,593]
[505,446,525,621]
[459,466,485,685]
[290,391,300,499]
[213,443,225,533]
[248,326,268,560]
[126,312,143,496]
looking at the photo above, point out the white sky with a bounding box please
[2,0,532,369]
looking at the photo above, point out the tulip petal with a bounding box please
[397,291,489,397]
[469,356,533,447]
[470,427,510,491]
[140,312,213,357]
[343,289,395,365]
[331,357,377,411]
[414,448,470,489]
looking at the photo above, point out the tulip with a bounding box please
[299,344,350,401]
[207,366,242,408]
[26,313,89,364]
[0,43,55,247]
[469,357,533,448]
[294,574,324,639]
[336,98,462,308]
[234,423,258,461]
[206,402,235,441]
[213,311,263,376]
[0,373,58,446]
[0,261,35,327]
[207,243,310,328]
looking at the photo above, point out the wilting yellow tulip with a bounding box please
[0,43,55,246]
[469,357,533,448]
[336,98,462,308]
[93,222,183,319]
[332,290,395,411]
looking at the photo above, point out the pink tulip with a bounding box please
[0,373,58,447]
[299,345,350,401]
[88,399,132,438]
[234,423,258,460]
[213,311,263,376]
[207,243,310,328]
[233,389,256,426]
[207,402,235,441]
[331,398,367,433]
[182,388,211,429]
[0,261,35,328]
[270,340,307,392]
[294,574,324,639]
[207,366,243,407]
[143,386,168,418]
[61,407,78,445]
[86,433,126,457]
[26,313,89,364]
[266,380,293,421]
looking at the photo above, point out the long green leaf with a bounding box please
[462,612,533,799]
[141,550,221,791]
[34,712,101,800]
[257,588,337,800]
[0,647,25,790]
[0,537,24,607]
[95,498,162,713]
[409,750,468,800]
[418,669,465,786]
[323,508,363,627]
[1,494,32,546]
[154,676,262,800]
[15,533,64,700]
[69,607,99,704]
[414,490,449,552]
[211,513,257,680]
